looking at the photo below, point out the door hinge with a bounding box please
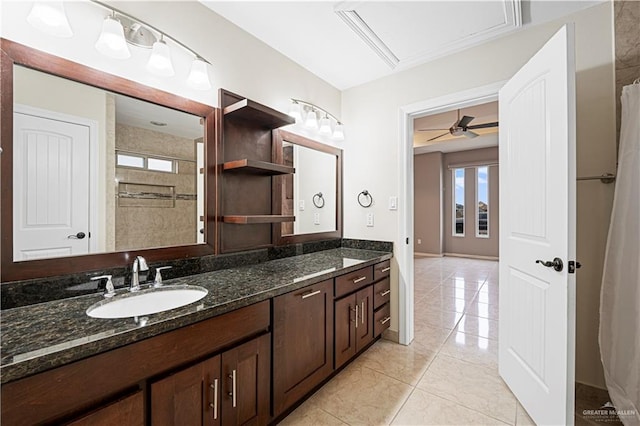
[406,237,409,244]
[568,261,582,274]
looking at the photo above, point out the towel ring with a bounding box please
[357,190,373,208]
[312,192,325,208]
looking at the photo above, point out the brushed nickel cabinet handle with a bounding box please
[381,267,391,272]
[228,370,237,408]
[380,316,391,325]
[355,304,359,328]
[352,276,367,284]
[379,290,391,297]
[361,301,365,324]
[210,379,218,420]
[301,290,321,299]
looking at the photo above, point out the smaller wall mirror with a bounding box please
[274,130,342,244]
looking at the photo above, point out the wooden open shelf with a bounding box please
[223,159,294,176]
[223,99,295,129]
[223,215,295,225]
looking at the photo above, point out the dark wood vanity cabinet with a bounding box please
[68,391,144,426]
[272,279,333,417]
[372,260,392,337]
[335,285,374,369]
[151,333,270,426]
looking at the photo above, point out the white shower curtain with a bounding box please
[599,81,640,426]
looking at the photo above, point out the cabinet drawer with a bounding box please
[373,277,391,310]
[373,260,391,281]
[374,304,391,337]
[335,266,373,298]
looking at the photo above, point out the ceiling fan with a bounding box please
[417,109,499,142]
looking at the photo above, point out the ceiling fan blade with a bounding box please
[427,132,449,142]
[463,130,479,139]
[457,115,475,128]
[416,128,450,132]
[467,121,499,130]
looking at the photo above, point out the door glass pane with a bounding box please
[477,166,489,237]
[453,168,465,236]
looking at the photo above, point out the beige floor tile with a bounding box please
[355,340,436,386]
[442,276,486,291]
[412,323,452,353]
[417,355,517,424]
[310,362,413,425]
[391,388,509,425]
[278,399,347,426]
[428,283,480,302]
[475,287,500,305]
[415,307,463,330]
[440,330,499,369]
[516,402,536,425]
[465,298,500,319]
[423,294,473,313]
[455,314,499,340]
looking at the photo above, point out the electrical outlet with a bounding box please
[314,213,320,225]
[389,196,398,210]
[299,200,305,211]
[417,238,422,244]
[366,213,374,227]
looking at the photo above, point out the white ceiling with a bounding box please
[115,94,203,140]
[201,0,602,90]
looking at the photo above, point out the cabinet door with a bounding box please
[151,356,220,426]
[334,294,356,369]
[273,279,334,417]
[221,333,270,426]
[355,286,374,351]
[68,391,144,426]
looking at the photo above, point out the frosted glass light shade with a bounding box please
[332,123,345,141]
[27,1,73,37]
[147,40,175,77]
[187,58,211,90]
[289,103,302,122]
[318,117,331,135]
[95,16,130,59]
[305,110,318,129]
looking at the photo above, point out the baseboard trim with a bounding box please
[414,252,443,258]
[443,252,498,261]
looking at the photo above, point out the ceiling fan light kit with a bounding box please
[418,109,499,142]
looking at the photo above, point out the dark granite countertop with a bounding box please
[0,247,392,384]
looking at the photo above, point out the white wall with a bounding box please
[342,2,616,388]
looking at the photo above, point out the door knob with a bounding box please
[535,257,563,272]
[67,232,86,239]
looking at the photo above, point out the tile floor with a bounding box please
[281,256,536,425]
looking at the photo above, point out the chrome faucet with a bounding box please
[130,256,148,292]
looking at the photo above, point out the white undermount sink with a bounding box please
[86,285,208,319]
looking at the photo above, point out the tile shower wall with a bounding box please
[114,124,199,251]
[615,0,640,144]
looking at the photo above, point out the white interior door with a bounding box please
[499,24,577,425]
[13,111,91,261]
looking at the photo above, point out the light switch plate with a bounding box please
[314,213,320,225]
[389,196,398,210]
[366,213,374,227]
[299,200,305,211]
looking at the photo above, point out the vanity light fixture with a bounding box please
[95,13,131,59]
[27,1,73,38]
[146,35,175,77]
[290,99,345,141]
[27,1,213,90]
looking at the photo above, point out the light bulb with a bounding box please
[27,1,73,37]
[332,123,345,141]
[95,15,130,59]
[305,109,318,129]
[187,57,211,90]
[147,38,175,77]
[289,102,302,122]
[319,116,332,135]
